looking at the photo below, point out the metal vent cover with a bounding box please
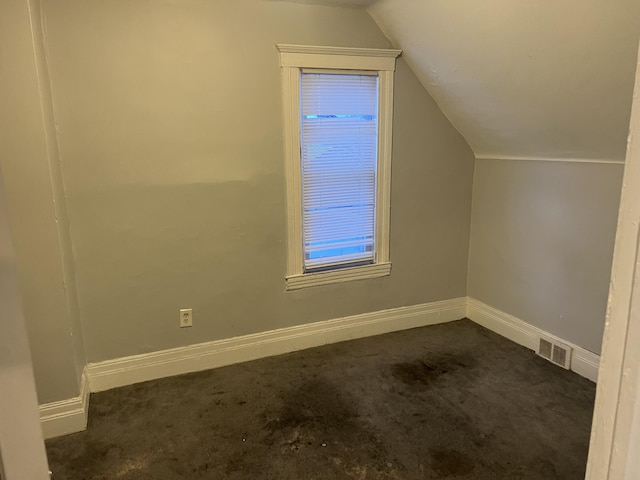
[536,336,571,370]
[538,338,553,360]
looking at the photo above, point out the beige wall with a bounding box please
[0,0,85,403]
[468,159,623,354]
[41,0,475,362]
[0,163,51,480]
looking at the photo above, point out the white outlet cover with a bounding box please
[179,308,192,328]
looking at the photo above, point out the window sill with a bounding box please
[285,262,391,291]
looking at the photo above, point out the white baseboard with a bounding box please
[87,297,467,393]
[39,296,600,438]
[466,297,600,382]
[39,368,89,439]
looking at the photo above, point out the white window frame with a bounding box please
[277,44,401,290]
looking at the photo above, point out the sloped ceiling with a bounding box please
[368,0,640,160]
[275,0,639,159]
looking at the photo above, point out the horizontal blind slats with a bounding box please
[300,72,378,271]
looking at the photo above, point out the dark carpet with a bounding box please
[46,319,596,479]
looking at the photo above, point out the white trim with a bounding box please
[282,64,304,277]
[474,154,625,165]
[87,297,466,393]
[286,262,390,290]
[276,44,402,58]
[302,68,379,76]
[39,368,89,439]
[279,53,396,72]
[585,40,640,480]
[278,44,400,289]
[277,44,402,71]
[466,297,600,382]
[376,69,393,263]
[39,297,604,439]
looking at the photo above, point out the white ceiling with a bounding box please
[369,0,640,160]
[274,0,640,160]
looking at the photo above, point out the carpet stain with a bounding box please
[392,353,477,390]
[258,377,401,478]
[113,453,153,478]
[430,448,475,477]
[262,378,359,437]
[45,320,595,480]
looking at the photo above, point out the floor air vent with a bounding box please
[536,336,571,370]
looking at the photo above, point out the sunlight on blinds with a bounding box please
[300,72,379,270]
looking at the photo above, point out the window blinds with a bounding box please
[300,72,379,270]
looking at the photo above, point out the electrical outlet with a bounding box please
[179,308,193,328]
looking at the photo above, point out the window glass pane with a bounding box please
[300,72,379,270]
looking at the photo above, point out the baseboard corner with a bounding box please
[465,297,600,382]
[40,367,90,439]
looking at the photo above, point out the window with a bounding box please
[278,45,401,290]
